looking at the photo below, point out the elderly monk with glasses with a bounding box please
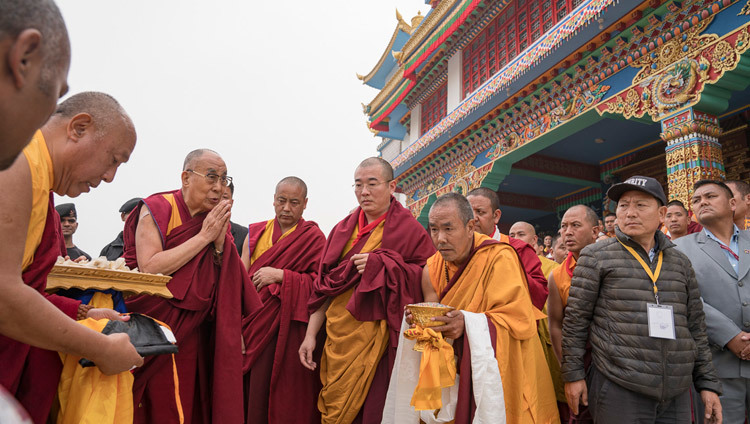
[123,148,262,424]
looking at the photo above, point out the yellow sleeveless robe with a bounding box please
[249,219,297,265]
[428,233,560,424]
[318,221,387,424]
[21,130,55,271]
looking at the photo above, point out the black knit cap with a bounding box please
[119,197,142,214]
[55,203,77,219]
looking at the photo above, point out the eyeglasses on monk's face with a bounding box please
[352,180,391,193]
[187,169,233,187]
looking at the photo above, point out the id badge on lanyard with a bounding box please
[647,303,676,340]
[617,238,675,340]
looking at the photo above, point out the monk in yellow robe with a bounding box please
[0,92,142,423]
[385,193,559,424]
[510,221,564,421]
[299,157,434,424]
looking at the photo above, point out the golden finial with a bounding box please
[411,10,424,29]
[356,73,365,81]
[392,51,403,62]
[396,8,404,24]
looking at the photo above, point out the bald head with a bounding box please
[276,176,308,198]
[357,157,393,181]
[0,0,70,76]
[569,205,599,227]
[53,92,134,137]
[183,148,220,171]
[430,192,475,225]
[0,0,70,170]
[560,204,599,257]
[509,221,537,247]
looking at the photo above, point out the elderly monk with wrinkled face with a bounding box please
[384,193,559,423]
[299,157,434,424]
[0,92,141,423]
[0,0,70,171]
[124,149,262,424]
[241,176,326,424]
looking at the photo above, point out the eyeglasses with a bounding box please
[187,169,233,187]
[352,180,391,193]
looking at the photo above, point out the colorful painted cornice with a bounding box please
[393,0,749,216]
[391,0,617,169]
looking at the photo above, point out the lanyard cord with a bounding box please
[616,238,664,304]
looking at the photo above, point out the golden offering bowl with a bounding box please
[407,302,455,328]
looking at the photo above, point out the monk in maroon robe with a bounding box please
[241,177,326,424]
[299,158,435,424]
[0,93,142,424]
[466,188,549,309]
[124,149,261,424]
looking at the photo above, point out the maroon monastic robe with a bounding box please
[242,218,326,424]
[0,193,80,424]
[308,197,435,423]
[124,190,261,424]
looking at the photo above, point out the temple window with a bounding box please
[420,83,447,136]
[462,0,575,98]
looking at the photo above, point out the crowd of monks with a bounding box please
[4,1,749,424]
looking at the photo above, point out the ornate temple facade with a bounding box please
[361,0,750,231]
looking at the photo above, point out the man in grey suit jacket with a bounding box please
[675,179,749,422]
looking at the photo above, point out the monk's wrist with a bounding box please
[77,303,94,321]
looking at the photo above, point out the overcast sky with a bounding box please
[54,0,427,254]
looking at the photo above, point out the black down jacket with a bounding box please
[561,228,721,400]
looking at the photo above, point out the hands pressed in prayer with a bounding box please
[430,310,464,339]
[701,390,723,424]
[200,199,232,248]
[351,253,369,274]
[252,267,283,291]
[565,380,588,415]
[298,335,317,371]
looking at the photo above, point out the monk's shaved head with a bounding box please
[509,221,537,247]
[357,157,393,181]
[0,0,70,91]
[54,92,134,138]
[466,187,500,212]
[510,221,535,236]
[276,176,308,198]
[431,192,474,224]
[569,205,599,227]
[183,148,220,171]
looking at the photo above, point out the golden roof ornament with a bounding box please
[411,11,424,30]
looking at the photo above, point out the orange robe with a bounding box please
[552,253,576,309]
[428,233,559,424]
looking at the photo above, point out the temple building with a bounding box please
[361,0,750,232]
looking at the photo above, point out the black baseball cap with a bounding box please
[606,176,667,206]
[119,197,142,214]
[55,203,77,219]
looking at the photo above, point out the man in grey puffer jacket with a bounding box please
[561,175,723,423]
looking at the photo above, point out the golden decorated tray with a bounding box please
[46,262,173,299]
[407,302,455,327]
